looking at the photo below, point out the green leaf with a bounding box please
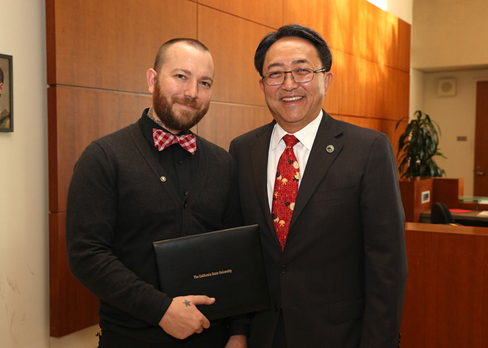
[396,110,445,178]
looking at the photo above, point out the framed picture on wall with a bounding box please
[0,54,13,132]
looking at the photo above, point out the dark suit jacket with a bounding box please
[229,112,407,347]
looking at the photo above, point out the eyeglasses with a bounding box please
[262,68,327,86]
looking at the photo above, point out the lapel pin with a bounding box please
[326,145,335,153]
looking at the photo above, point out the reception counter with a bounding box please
[401,222,488,347]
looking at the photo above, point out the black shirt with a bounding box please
[139,109,199,200]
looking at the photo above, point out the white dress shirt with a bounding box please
[267,110,323,211]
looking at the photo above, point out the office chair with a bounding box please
[431,201,455,224]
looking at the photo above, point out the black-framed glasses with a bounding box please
[262,68,327,86]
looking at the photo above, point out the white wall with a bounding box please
[0,0,98,347]
[50,325,98,348]
[412,0,488,71]
[367,0,413,24]
[0,0,49,346]
[386,0,413,24]
[411,0,488,196]
[422,69,488,196]
[409,68,424,118]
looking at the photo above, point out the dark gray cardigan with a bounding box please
[66,116,244,343]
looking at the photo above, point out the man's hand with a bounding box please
[225,334,247,348]
[159,295,215,340]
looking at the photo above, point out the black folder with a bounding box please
[153,224,270,320]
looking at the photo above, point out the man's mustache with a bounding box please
[172,96,200,109]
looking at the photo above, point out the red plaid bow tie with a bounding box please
[152,128,197,155]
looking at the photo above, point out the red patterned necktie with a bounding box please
[272,134,300,251]
[152,128,197,155]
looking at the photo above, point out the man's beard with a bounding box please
[152,79,209,133]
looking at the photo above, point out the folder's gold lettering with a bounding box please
[193,269,233,279]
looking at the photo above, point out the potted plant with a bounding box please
[395,110,446,179]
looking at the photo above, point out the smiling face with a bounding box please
[259,37,333,133]
[147,42,214,133]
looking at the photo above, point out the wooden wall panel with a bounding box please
[198,5,272,106]
[47,0,197,91]
[197,102,272,150]
[355,0,410,72]
[46,0,411,337]
[332,114,405,155]
[402,223,488,347]
[198,0,282,29]
[283,0,351,56]
[199,107,405,157]
[49,213,99,337]
[385,17,411,73]
[283,0,410,72]
[332,49,409,120]
[282,0,410,131]
[48,86,150,212]
[321,51,340,115]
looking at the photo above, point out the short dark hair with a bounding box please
[0,67,4,84]
[153,38,210,73]
[254,24,333,76]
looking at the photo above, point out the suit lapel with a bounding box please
[289,113,345,230]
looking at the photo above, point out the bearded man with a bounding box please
[66,39,247,348]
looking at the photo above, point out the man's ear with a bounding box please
[146,69,157,94]
[323,71,334,93]
[259,78,265,93]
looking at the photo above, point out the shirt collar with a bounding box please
[271,110,323,150]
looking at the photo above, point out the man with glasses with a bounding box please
[230,24,407,347]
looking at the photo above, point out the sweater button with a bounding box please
[160,176,166,182]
